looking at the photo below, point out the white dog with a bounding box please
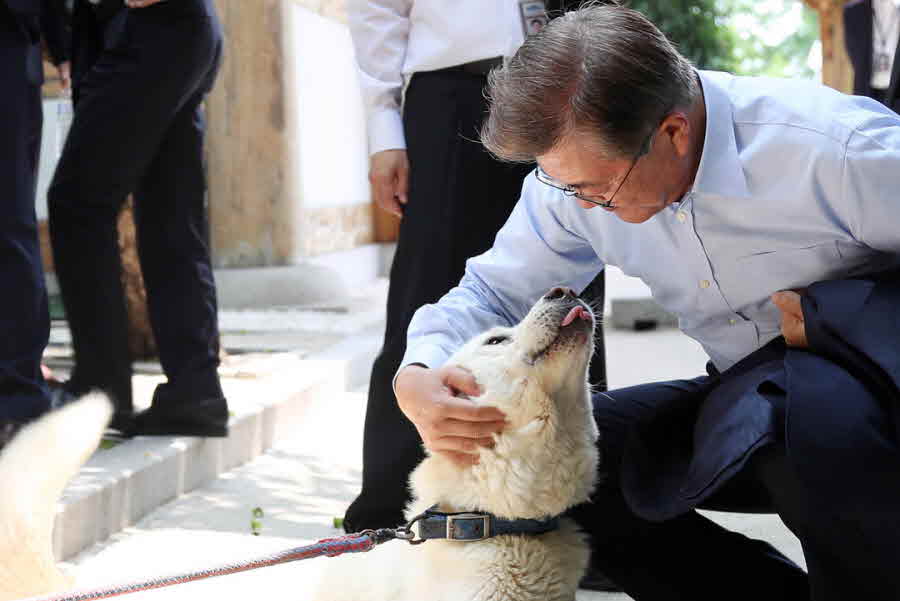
[313,288,599,601]
[0,290,598,601]
[0,393,111,601]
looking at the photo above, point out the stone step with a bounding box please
[49,281,389,561]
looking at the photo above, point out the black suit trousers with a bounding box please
[343,68,607,532]
[0,14,51,420]
[47,8,224,413]
[574,370,900,601]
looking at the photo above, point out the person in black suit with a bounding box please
[844,0,900,112]
[0,0,70,447]
[47,0,229,437]
[343,0,614,592]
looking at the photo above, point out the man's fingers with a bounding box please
[430,435,495,455]
[442,366,482,397]
[772,291,803,319]
[772,290,808,347]
[434,393,507,423]
[125,0,165,7]
[438,451,480,467]
[435,418,505,439]
[371,175,403,217]
[395,163,409,205]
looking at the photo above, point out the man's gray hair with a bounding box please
[482,3,700,162]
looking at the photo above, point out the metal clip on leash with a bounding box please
[391,510,429,545]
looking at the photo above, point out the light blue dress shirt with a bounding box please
[402,70,900,373]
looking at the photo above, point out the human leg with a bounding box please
[754,356,900,601]
[0,34,50,426]
[48,10,222,424]
[343,70,531,532]
[571,380,809,601]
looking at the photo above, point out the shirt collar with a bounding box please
[690,70,750,200]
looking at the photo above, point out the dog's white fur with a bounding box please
[0,295,597,601]
[314,293,599,601]
[0,393,111,601]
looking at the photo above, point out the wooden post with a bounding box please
[803,0,855,93]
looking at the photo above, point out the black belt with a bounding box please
[451,57,504,76]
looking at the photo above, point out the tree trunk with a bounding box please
[118,198,157,359]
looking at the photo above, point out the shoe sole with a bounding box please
[127,424,229,438]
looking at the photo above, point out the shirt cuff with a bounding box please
[392,344,453,395]
[367,108,406,155]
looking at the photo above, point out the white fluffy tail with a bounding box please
[0,393,112,601]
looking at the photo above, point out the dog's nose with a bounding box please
[545,287,576,301]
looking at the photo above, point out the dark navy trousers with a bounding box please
[0,13,51,421]
[572,375,900,601]
[342,68,608,533]
[48,3,224,415]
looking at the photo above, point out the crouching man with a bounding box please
[393,5,900,600]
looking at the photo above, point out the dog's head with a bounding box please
[410,288,600,519]
[450,287,595,428]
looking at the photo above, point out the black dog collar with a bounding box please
[410,505,560,542]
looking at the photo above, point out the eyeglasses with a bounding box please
[535,127,656,209]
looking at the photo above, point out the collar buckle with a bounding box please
[445,513,491,541]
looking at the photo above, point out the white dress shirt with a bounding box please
[401,70,900,374]
[871,0,900,89]
[347,0,535,155]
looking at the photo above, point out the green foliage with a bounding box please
[624,0,820,79]
[251,507,264,536]
[626,0,738,71]
[726,0,819,78]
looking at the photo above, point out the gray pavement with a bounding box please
[45,273,804,600]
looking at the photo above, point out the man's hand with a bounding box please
[125,0,167,8]
[369,149,408,218]
[772,290,808,348]
[395,365,507,467]
[56,61,70,93]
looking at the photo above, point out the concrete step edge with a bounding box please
[51,361,347,561]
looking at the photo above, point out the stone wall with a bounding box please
[802,0,854,93]
[207,0,375,268]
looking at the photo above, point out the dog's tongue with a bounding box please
[561,306,589,327]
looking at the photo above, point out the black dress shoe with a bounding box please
[49,386,132,435]
[579,565,622,592]
[0,419,24,451]
[49,386,76,410]
[126,397,229,438]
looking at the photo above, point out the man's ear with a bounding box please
[661,111,691,158]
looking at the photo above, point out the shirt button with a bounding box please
[677,212,687,223]
[699,279,711,289]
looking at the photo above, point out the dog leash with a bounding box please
[21,506,560,600]
[19,529,407,601]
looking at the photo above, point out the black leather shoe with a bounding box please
[126,397,229,438]
[579,565,622,592]
[0,419,24,451]
[49,386,132,434]
[49,386,76,410]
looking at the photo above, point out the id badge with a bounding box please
[519,0,549,37]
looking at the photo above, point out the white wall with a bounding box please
[286,4,370,215]
[36,98,73,221]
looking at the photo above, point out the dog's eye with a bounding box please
[484,336,509,346]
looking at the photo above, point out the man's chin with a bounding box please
[614,208,658,224]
